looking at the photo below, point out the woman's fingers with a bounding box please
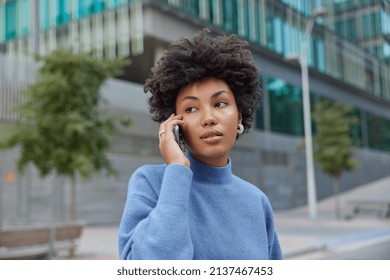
[158,114,183,140]
[158,114,189,167]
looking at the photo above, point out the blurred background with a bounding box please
[0,0,389,259]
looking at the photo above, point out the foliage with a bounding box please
[312,99,358,179]
[0,49,130,180]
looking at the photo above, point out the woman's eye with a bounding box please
[185,107,197,113]
[216,102,228,108]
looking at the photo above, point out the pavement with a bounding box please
[69,176,390,260]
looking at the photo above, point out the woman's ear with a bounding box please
[238,112,243,124]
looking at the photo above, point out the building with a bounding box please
[1,0,390,225]
[333,0,390,64]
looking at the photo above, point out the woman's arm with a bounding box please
[262,197,283,260]
[118,163,194,260]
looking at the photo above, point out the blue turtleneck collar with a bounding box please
[186,153,233,185]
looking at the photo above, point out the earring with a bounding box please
[237,124,244,134]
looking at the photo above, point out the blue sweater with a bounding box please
[118,154,283,260]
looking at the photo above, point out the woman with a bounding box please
[118,29,282,260]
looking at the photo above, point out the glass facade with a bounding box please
[149,0,390,101]
[334,0,390,63]
[0,0,132,38]
[262,75,388,151]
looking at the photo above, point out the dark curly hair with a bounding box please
[144,29,260,133]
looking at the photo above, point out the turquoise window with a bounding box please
[256,100,265,130]
[268,78,304,136]
[334,0,354,12]
[335,18,356,42]
[367,113,390,152]
[382,10,390,35]
[282,0,311,16]
[316,39,325,72]
[106,0,118,9]
[223,0,238,33]
[266,15,284,54]
[361,12,381,39]
[91,0,105,13]
[246,0,258,41]
[78,0,89,17]
[116,0,128,6]
[184,0,199,17]
[39,0,49,29]
[5,0,17,40]
[21,0,29,35]
[274,17,283,54]
[208,0,214,23]
[254,1,262,44]
[350,108,363,147]
[56,0,70,25]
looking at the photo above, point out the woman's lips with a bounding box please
[200,130,223,139]
[200,130,223,143]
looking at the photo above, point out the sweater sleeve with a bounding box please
[118,164,194,260]
[262,197,283,260]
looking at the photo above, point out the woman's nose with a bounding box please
[201,109,217,127]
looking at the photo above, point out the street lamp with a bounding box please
[288,8,328,221]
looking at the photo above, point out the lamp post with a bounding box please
[300,8,328,221]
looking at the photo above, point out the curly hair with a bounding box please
[144,29,260,133]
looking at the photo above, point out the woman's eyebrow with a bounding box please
[179,89,229,103]
[181,95,199,101]
[211,90,228,99]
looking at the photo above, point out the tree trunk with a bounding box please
[70,175,77,221]
[332,176,341,219]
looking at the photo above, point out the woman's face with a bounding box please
[175,77,242,167]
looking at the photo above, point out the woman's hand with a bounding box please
[158,114,190,167]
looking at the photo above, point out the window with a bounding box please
[5,0,17,40]
[315,38,325,72]
[21,0,29,35]
[335,18,356,42]
[268,78,304,136]
[361,12,381,39]
[184,0,199,17]
[223,0,238,33]
[91,0,105,13]
[78,0,92,17]
[56,0,69,25]
[350,108,362,147]
[367,113,390,151]
[266,15,284,54]
[382,10,390,35]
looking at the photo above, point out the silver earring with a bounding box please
[237,124,244,134]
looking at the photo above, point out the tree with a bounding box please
[312,99,358,219]
[0,49,130,220]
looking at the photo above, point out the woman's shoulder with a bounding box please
[127,164,167,195]
[135,163,166,174]
[131,163,167,183]
[232,175,262,192]
[232,175,272,205]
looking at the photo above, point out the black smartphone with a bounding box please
[173,125,185,152]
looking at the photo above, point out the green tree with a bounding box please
[312,100,358,219]
[0,49,130,220]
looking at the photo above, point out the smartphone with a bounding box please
[173,125,186,152]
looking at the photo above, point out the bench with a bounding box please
[0,221,84,260]
[347,196,390,219]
